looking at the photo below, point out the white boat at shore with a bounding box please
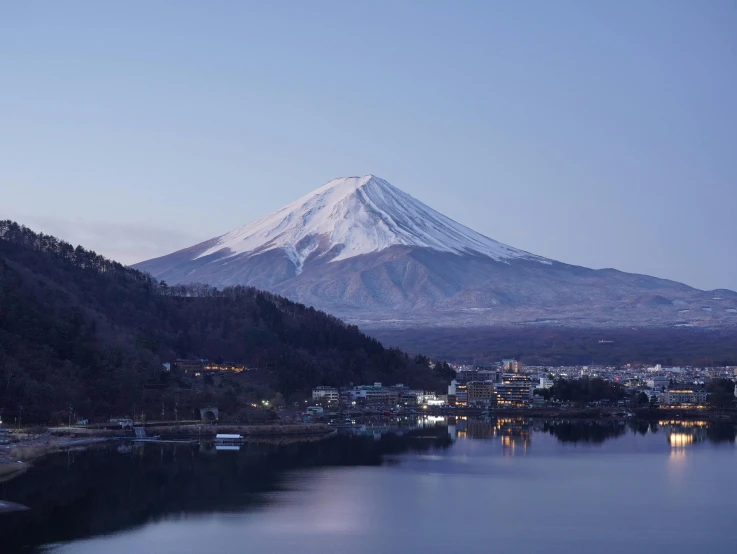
[214,433,243,444]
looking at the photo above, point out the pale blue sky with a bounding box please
[2,1,736,290]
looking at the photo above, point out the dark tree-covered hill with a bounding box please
[0,221,452,423]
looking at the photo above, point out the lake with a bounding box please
[1,418,735,553]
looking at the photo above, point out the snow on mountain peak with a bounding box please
[195,175,546,271]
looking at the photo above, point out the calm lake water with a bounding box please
[1,418,735,554]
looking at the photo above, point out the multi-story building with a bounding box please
[539,377,554,389]
[467,381,497,406]
[312,386,340,404]
[418,391,444,405]
[662,388,707,406]
[456,368,498,384]
[447,380,468,406]
[398,391,417,405]
[176,359,205,374]
[176,359,247,375]
[203,361,247,373]
[348,383,399,405]
[502,359,524,373]
[646,376,671,391]
[495,375,534,406]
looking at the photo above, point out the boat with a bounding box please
[214,433,243,444]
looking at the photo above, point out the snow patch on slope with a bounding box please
[196,175,547,271]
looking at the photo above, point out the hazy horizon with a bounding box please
[2,1,736,291]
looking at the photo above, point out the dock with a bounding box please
[130,438,199,444]
[129,426,198,445]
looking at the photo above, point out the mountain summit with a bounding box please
[193,175,545,271]
[135,176,737,329]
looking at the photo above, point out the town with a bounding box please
[306,359,737,415]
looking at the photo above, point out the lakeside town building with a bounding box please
[646,376,671,391]
[312,386,340,404]
[466,381,497,406]
[447,380,468,406]
[312,383,442,407]
[448,374,535,407]
[502,359,524,373]
[175,359,247,375]
[661,388,707,406]
[495,375,535,406]
[312,360,735,412]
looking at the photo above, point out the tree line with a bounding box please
[535,377,627,404]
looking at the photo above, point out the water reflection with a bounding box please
[1,418,734,553]
[457,417,531,452]
[544,420,628,444]
[450,417,653,451]
[455,417,628,446]
[447,416,737,452]
[659,420,737,445]
[0,427,451,552]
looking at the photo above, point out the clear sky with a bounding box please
[2,1,736,291]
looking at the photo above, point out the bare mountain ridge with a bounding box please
[134,175,737,328]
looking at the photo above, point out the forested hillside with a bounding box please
[0,221,452,424]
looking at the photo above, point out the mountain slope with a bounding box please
[192,175,546,268]
[0,221,452,423]
[135,176,737,329]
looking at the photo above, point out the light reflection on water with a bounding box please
[0,417,735,554]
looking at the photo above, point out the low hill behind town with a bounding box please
[0,221,452,424]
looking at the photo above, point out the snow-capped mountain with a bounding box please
[194,175,546,270]
[134,175,737,328]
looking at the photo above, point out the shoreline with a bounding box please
[1,411,733,474]
[415,406,737,422]
[0,424,336,471]
[146,423,334,438]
